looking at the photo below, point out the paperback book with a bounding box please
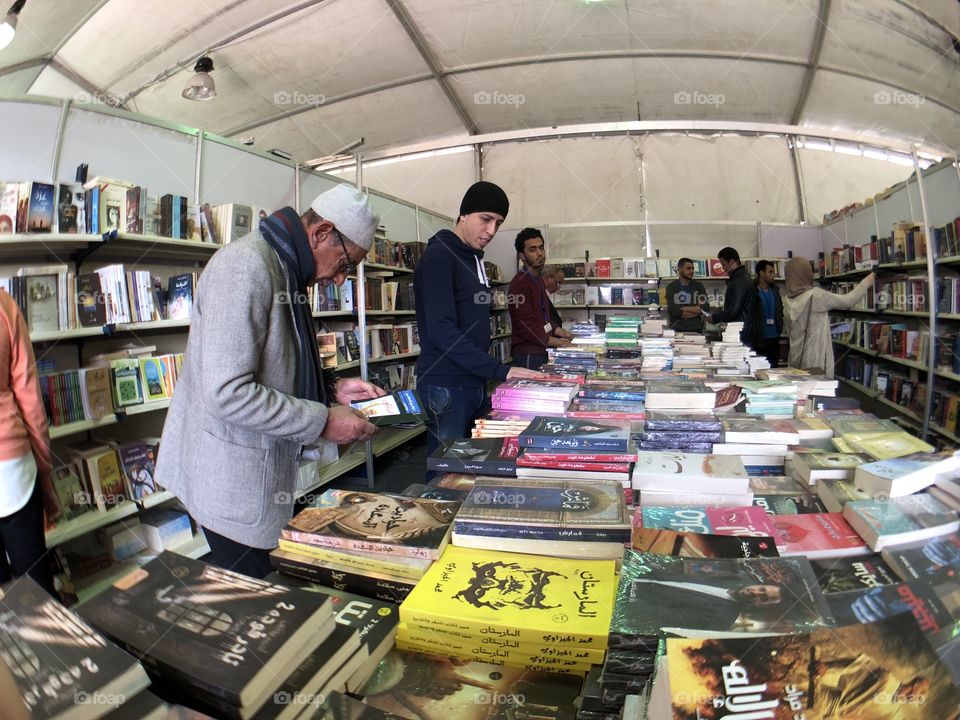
[630,526,779,559]
[809,554,900,594]
[350,389,426,427]
[518,417,632,451]
[843,494,960,550]
[427,437,521,476]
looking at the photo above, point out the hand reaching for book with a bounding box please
[507,367,546,380]
[322,406,378,444]
[335,377,387,404]
[40,478,61,528]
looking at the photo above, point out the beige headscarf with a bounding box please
[785,256,815,298]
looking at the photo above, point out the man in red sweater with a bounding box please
[508,228,571,369]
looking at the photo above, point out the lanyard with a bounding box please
[523,267,550,324]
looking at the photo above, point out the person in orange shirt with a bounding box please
[0,289,58,594]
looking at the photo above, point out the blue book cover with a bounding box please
[26,182,54,233]
[519,416,631,451]
[845,494,958,535]
[578,388,646,402]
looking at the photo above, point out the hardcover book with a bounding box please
[427,437,521,476]
[399,545,617,646]
[610,551,831,647]
[282,489,460,560]
[77,552,334,717]
[519,417,632,451]
[0,576,151,720]
[662,615,960,720]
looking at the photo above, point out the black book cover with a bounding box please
[269,550,415,604]
[77,552,332,713]
[610,550,832,647]
[76,273,106,327]
[426,437,520,476]
[810,554,899,594]
[0,575,150,719]
[826,582,955,637]
[643,411,723,432]
[519,416,631,451]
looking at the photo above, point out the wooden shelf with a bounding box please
[46,501,140,548]
[48,400,171,440]
[313,310,354,318]
[113,318,191,333]
[31,326,106,342]
[837,377,924,425]
[363,262,414,274]
[0,232,100,259]
[831,308,948,319]
[99,232,221,261]
[138,489,175,509]
[833,341,927,372]
[365,310,416,316]
[878,260,928,270]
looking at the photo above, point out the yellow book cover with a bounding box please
[276,538,431,581]
[396,623,605,663]
[138,357,168,402]
[399,546,616,646]
[831,437,857,454]
[394,639,588,675]
[846,431,934,460]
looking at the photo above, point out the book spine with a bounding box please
[276,539,426,581]
[398,606,607,648]
[270,556,414,603]
[492,397,569,413]
[395,636,593,673]
[394,638,588,675]
[578,390,645,401]
[493,389,577,401]
[426,458,516,476]
[398,622,606,662]
[451,520,631,543]
[515,459,630,472]
[520,436,630,451]
[279,529,440,560]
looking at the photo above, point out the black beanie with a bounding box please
[459,181,509,219]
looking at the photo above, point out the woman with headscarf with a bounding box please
[783,257,874,377]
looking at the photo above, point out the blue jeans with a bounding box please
[419,382,490,460]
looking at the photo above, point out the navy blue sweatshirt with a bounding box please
[414,229,510,387]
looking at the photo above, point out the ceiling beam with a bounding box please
[383,0,478,135]
[0,54,49,78]
[48,58,120,105]
[117,0,335,106]
[220,48,960,139]
[791,0,831,125]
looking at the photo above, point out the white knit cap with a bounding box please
[310,184,379,251]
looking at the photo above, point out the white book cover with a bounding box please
[632,452,748,493]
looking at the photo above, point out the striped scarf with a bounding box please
[259,207,325,404]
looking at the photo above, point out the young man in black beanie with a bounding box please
[414,182,543,460]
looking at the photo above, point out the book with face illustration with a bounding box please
[631,451,749,493]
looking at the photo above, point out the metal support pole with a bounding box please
[294,163,301,214]
[913,151,936,441]
[193,131,204,207]
[50,99,71,186]
[789,136,808,224]
[353,154,376,487]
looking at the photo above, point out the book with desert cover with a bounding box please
[399,545,617,646]
[282,489,460,560]
[660,615,959,720]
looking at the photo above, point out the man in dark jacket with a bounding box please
[708,246,756,345]
[751,259,784,367]
[415,182,541,458]
[508,229,572,369]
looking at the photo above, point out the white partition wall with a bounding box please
[201,134,296,211]
[0,99,65,181]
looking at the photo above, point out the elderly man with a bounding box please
[157,184,385,578]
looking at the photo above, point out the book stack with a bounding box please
[852,450,960,498]
[78,552,337,719]
[604,316,639,349]
[717,417,801,475]
[737,378,800,416]
[643,378,716,411]
[273,489,460,603]
[3,575,152,719]
[398,546,617,674]
[827,414,936,460]
[632,504,780,559]
[472,409,539,438]
[427,437,521,477]
[648,615,959,719]
[637,411,722,453]
[609,550,832,719]
[842,493,960,550]
[491,379,580,415]
[450,477,631,559]
[639,336,673,371]
[632,451,750,507]
[546,346,601,374]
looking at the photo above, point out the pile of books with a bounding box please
[637,411,722,453]
[398,546,617,673]
[271,489,460,603]
[450,477,631,559]
[632,451,750,507]
[491,378,579,415]
[604,316,639,349]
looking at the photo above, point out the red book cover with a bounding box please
[595,259,611,277]
[708,258,726,277]
[770,512,868,557]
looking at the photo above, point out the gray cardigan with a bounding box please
[156,231,330,548]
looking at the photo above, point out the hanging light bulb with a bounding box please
[182,56,216,101]
[0,1,27,51]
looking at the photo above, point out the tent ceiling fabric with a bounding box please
[1,0,958,159]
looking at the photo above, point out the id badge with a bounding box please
[544,323,552,333]
[766,318,775,325]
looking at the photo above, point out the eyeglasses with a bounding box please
[334,228,357,275]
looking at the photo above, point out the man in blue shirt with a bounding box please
[751,260,784,367]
